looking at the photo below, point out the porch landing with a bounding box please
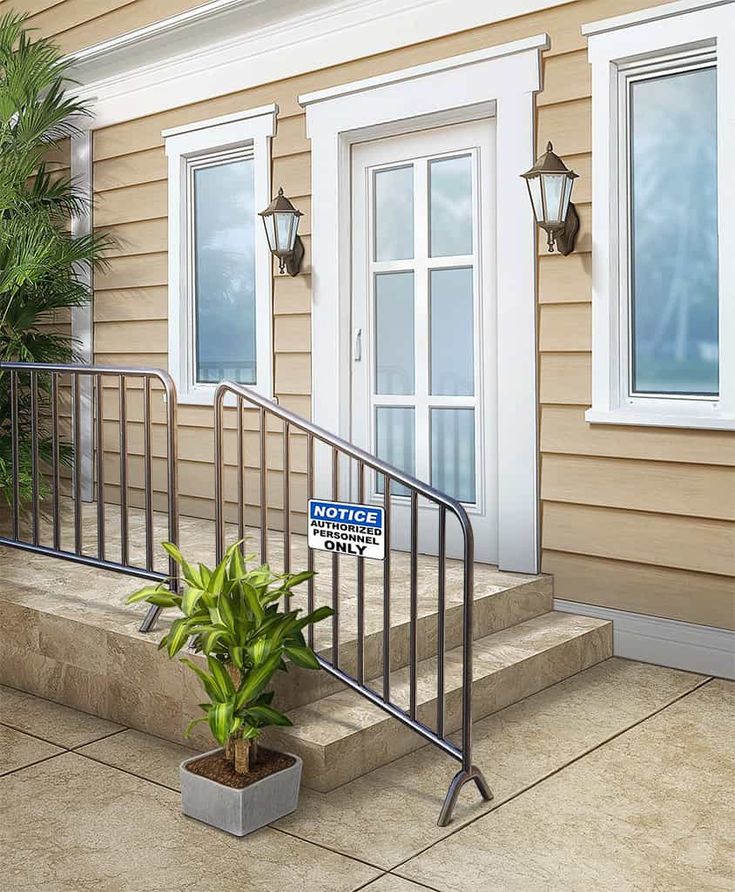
[0,505,611,789]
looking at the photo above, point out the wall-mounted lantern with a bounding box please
[259,187,304,276]
[521,141,579,255]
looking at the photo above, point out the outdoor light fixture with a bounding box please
[259,186,304,276]
[521,141,579,255]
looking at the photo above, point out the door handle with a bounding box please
[353,327,362,362]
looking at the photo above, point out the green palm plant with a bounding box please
[0,11,110,505]
[127,541,332,775]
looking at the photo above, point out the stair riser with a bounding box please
[266,622,612,792]
[275,579,552,711]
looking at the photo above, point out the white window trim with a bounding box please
[584,0,735,430]
[163,105,276,405]
[301,35,547,573]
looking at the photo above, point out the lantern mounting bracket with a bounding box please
[283,234,305,276]
[551,202,579,256]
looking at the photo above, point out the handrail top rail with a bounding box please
[0,361,176,390]
[214,379,473,535]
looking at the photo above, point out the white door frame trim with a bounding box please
[302,36,546,572]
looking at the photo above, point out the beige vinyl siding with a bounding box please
[8,0,732,629]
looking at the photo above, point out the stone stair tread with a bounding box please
[278,611,609,747]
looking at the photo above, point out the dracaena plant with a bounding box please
[127,541,331,775]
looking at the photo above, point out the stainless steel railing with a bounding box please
[0,361,179,633]
[212,380,492,826]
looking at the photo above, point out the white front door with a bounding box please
[350,120,497,562]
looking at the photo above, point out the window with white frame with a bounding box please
[585,1,735,429]
[163,106,276,403]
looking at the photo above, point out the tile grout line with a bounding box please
[0,751,67,779]
[271,825,388,872]
[388,675,716,877]
[73,749,183,794]
[70,727,130,750]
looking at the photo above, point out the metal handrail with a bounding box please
[213,380,492,826]
[0,361,179,632]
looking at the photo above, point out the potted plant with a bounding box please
[127,540,331,836]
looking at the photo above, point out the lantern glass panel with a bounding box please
[263,213,277,253]
[275,211,298,253]
[526,176,544,223]
[541,173,566,224]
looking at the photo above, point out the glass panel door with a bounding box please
[351,121,497,562]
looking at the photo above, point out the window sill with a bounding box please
[177,384,269,407]
[585,406,735,431]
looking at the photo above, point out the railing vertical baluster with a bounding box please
[382,473,391,701]
[331,447,339,669]
[10,371,19,540]
[356,460,365,684]
[259,406,267,564]
[409,490,418,720]
[237,396,244,548]
[437,505,447,738]
[143,377,153,571]
[118,375,129,566]
[72,374,82,553]
[282,420,290,584]
[306,433,315,649]
[165,376,179,580]
[30,371,40,546]
[461,529,475,775]
[95,374,105,560]
[51,372,60,551]
[214,388,225,563]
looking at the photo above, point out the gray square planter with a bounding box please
[180,747,303,836]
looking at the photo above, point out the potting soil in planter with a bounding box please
[186,748,296,789]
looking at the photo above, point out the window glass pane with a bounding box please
[375,272,415,395]
[430,154,473,257]
[630,66,718,396]
[193,158,255,384]
[374,165,414,261]
[430,267,474,395]
[431,409,475,503]
[375,407,415,497]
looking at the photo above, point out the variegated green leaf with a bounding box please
[207,700,234,746]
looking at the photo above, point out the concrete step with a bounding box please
[266,611,612,791]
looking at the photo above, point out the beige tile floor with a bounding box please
[1,659,732,892]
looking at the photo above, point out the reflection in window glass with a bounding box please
[430,267,474,395]
[374,165,414,261]
[375,272,415,395]
[375,407,415,497]
[193,158,255,384]
[431,408,475,503]
[430,155,473,257]
[630,67,718,396]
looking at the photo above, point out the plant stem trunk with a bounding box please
[225,736,235,765]
[234,737,250,775]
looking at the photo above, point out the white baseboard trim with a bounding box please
[554,599,735,680]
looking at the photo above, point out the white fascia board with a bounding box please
[582,0,734,37]
[69,0,568,129]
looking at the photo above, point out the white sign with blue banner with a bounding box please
[307,499,385,560]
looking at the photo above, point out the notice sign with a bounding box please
[307,499,385,560]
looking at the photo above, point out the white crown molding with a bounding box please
[66,0,571,129]
[161,103,278,140]
[581,0,734,37]
[555,600,735,680]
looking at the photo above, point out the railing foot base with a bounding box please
[437,766,493,827]
[139,604,161,633]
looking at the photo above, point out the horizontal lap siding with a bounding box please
[13,0,730,628]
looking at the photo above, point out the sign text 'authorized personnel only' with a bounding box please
[307,499,385,560]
